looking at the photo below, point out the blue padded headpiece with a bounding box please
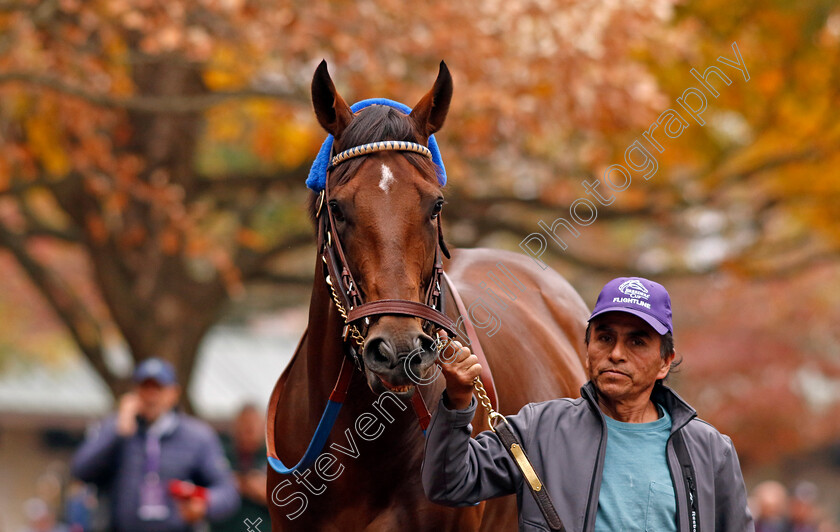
[306,98,446,192]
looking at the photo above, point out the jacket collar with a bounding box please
[138,409,181,439]
[581,381,697,431]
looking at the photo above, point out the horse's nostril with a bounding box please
[366,338,395,368]
[405,334,436,372]
[415,334,435,353]
[373,348,389,366]
[379,340,395,358]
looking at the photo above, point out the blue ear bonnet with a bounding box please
[305,98,447,192]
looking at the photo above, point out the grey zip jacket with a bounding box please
[421,381,754,532]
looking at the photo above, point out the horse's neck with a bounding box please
[298,267,346,399]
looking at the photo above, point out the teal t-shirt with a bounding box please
[594,404,677,532]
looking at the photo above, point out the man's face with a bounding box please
[136,379,180,422]
[234,408,264,452]
[585,312,674,403]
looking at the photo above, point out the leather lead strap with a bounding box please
[495,419,565,532]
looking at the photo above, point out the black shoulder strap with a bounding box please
[672,429,701,532]
[494,419,565,531]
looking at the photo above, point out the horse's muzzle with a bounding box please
[362,318,437,393]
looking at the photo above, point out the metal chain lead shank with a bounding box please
[473,377,505,429]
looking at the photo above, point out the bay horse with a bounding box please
[266,60,589,531]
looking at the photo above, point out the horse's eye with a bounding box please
[431,199,444,220]
[328,200,345,222]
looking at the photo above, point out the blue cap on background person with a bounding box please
[133,358,177,386]
[588,277,673,335]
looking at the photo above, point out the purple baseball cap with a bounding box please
[588,277,672,335]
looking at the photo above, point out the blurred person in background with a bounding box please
[818,517,840,532]
[753,480,793,532]
[20,498,69,532]
[71,358,239,531]
[211,404,270,532]
[63,481,97,532]
[789,481,820,532]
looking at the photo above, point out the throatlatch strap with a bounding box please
[494,420,565,532]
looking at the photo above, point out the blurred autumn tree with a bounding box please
[478,0,840,281]
[656,0,840,468]
[671,263,840,469]
[0,0,674,396]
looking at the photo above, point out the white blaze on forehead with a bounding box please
[378,163,395,193]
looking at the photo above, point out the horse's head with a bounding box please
[310,60,453,398]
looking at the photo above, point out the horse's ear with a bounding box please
[311,60,354,137]
[410,61,453,138]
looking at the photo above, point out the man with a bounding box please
[422,277,754,531]
[211,404,270,532]
[72,358,239,531]
[752,480,792,532]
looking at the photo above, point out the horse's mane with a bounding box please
[307,105,438,221]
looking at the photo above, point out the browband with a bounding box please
[331,141,433,168]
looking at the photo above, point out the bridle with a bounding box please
[316,139,458,369]
[267,138,496,476]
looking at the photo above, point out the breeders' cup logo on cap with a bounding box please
[618,279,650,300]
[614,279,652,309]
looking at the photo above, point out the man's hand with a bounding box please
[436,332,481,410]
[176,496,208,523]
[116,392,140,437]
